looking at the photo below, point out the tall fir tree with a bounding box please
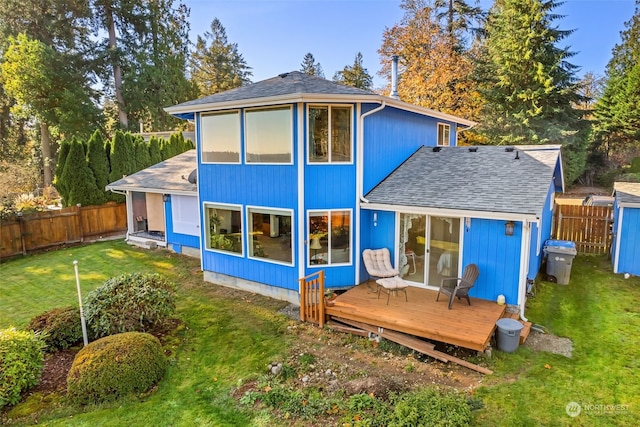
[133,136,152,170]
[592,1,640,169]
[190,18,252,96]
[149,136,162,164]
[333,52,373,91]
[86,129,109,203]
[108,130,136,184]
[473,0,587,182]
[300,53,325,78]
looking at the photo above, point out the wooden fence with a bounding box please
[299,270,325,327]
[0,202,127,259]
[552,205,613,254]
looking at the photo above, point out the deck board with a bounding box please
[325,284,506,351]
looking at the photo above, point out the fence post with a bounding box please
[18,213,26,256]
[76,204,84,242]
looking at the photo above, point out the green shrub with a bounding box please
[27,306,83,352]
[388,388,472,427]
[66,332,167,405]
[84,272,176,338]
[0,328,45,408]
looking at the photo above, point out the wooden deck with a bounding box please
[325,284,506,352]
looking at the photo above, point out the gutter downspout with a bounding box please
[355,101,387,286]
[107,188,131,240]
[519,220,532,322]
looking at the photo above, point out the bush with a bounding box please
[388,388,472,427]
[0,328,45,408]
[84,272,176,338]
[27,306,83,352]
[66,332,167,405]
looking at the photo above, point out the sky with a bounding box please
[183,0,637,89]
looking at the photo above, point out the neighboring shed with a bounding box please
[106,150,200,257]
[612,182,640,276]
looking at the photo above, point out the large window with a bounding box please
[247,207,293,264]
[437,123,451,147]
[204,203,242,255]
[308,210,351,265]
[308,105,352,163]
[201,111,240,163]
[245,107,292,163]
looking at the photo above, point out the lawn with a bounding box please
[1,241,639,426]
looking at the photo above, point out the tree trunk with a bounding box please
[106,4,128,128]
[40,121,53,187]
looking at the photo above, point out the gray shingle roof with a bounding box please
[614,182,640,204]
[106,150,197,194]
[365,145,561,217]
[168,71,374,110]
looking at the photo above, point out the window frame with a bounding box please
[307,208,353,267]
[437,122,451,147]
[200,110,241,164]
[246,206,295,266]
[203,202,244,256]
[244,105,294,165]
[307,104,354,164]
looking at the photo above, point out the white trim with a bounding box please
[536,218,542,257]
[244,105,294,165]
[518,220,532,322]
[306,208,353,268]
[297,102,305,283]
[361,202,538,222]
[202,201,244,257]
[165,93,477,128]
[618,202,640,209]
[245,205,294,266]
[613,206,624,273]
[437,122,451,147]
[306,103,354,165]
[105,186,196,196]
[200,110,242,165]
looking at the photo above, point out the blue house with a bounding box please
[164,71,563,318]
[106,150,201,257]
[612,182,640,276]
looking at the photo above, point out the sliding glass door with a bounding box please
[398,213,461,288]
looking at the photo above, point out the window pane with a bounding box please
[246,107,292,163]
[206,205,242,254]
[330,210,350,263]
[248,210,292,264]
[309,107,328,162]
[438,123,450,147]
[201,112,240,162]
[331,107,351,162]
[309,212,328,264]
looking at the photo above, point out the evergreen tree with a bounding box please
[133,136,151,170]
[300,53,325,78]
[333,52,373,91]
[86,129,110,202]
[473,0,587,182]
[59,137,103,207]
[592,2,640,168]
[190,17,252,96]
[149,136,162,164]
[53,139,72,202]
[108,130,135,183]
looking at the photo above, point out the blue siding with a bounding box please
[612,202,621,266]
[164,199,200,250]
[359,210,396,282]
[528,182,555,279]
[362,105,456,194]
[617,207,640,275]
[197,106,300,292]
[463,218,521,305]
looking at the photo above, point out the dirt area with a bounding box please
[523,331,573,358]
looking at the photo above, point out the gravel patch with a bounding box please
[524,331,573,358]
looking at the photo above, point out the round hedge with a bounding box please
[0,328,45,409]
[67,332,167,405]
[27,306,83,352]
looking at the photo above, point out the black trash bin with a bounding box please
[543,240,577,285]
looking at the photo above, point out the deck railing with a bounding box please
[299,270,325,327]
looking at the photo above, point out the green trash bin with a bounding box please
[495,318,523,353]
[543,240,577,285]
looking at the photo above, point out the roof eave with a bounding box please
[165,93,477,127]
[106,185,196,196]
[360,202,539,221]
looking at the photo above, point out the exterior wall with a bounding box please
[359,209,396,282]
[615,206,640,275]
[528,182,555,280]
[362,105,456,194]
[164,197,200,252]
[196,106,300,293]
[463,218,522,305]
[612,201,620,268]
